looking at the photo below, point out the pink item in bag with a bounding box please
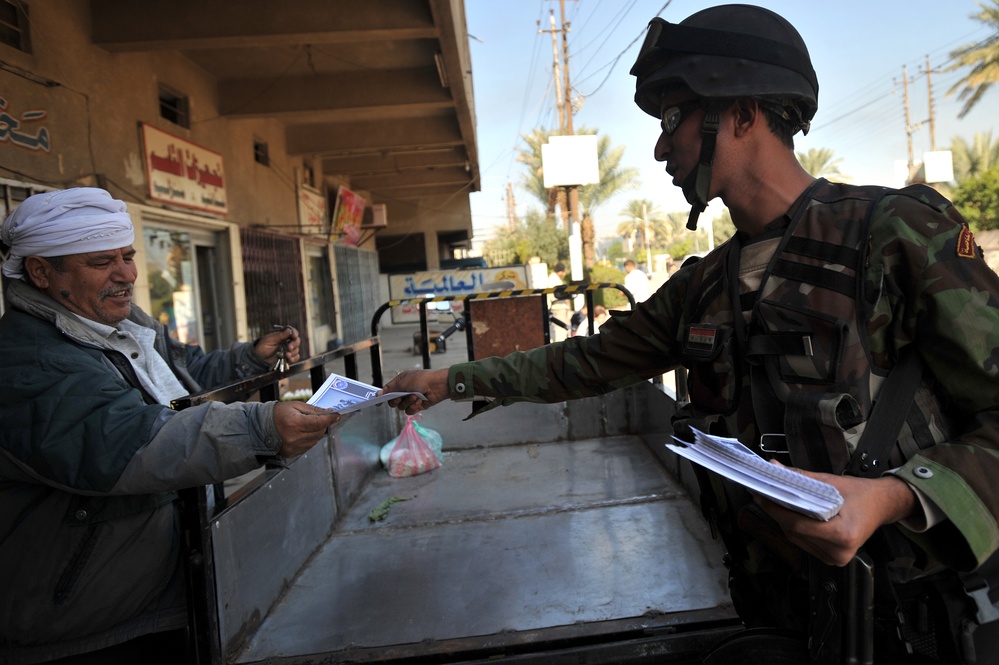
[387,415,442,478]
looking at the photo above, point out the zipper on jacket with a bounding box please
[53,523,99,605]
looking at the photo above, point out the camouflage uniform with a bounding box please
[445,180,999,660]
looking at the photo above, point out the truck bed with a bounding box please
[230,421,737,663]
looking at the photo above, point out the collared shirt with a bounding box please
[74,315,189,405]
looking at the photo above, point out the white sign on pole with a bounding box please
[541,135,599,187]
[923,151,955,184]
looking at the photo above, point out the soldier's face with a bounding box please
[655,90,705,193]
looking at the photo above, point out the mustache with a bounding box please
[98,283,134,299]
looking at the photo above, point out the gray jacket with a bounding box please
[0,280,283,663]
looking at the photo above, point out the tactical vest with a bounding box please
[672,180,997,662]
[674,179,949,473]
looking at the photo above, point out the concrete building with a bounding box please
[0,0,480,354]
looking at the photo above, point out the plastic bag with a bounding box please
[380,415,443,478]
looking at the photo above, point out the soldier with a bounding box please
[384,5,999,663]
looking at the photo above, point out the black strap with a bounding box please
[844,350,924,478]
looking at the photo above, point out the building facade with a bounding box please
[0,0,480,353]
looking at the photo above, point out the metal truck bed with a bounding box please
[200,383,739,664]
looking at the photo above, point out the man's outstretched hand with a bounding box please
[273,401,341,458]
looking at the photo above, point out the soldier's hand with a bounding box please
[381,368,450,415]
[255,326,301,366]
[754,462,918,567]
[273,401,340,458]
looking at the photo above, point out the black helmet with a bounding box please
[631,4,818,134]
[630,5,818,231]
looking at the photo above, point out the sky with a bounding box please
[462,0,999,244]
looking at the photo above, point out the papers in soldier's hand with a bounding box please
[308,373,425,414]
[666,428,843,521]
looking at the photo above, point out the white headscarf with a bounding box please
[1,187,135,280]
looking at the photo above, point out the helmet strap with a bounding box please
[684,105,721,231]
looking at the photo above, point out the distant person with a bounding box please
[623,258,651,304]
[573,304,608,337]
[570,305,587,336]
[0,188,340,664]
[546,261,571,342]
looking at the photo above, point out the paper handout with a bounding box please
[666,428,844,521]
[307,373,425,414]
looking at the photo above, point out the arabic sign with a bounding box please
[0,96,51,152]
[332,185,365,246]
[141,122,227,215]
[297,184,326,234]
[388,266,529,324]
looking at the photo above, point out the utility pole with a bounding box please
[540,0,589,279]
[925,54,936,151]
[543,10,564,130]
[505,180,517,231]
[539,10,570,235]
[902,64,915,170]
[898,61,937,183]
[560,0,573,137]
[555,0,591,279]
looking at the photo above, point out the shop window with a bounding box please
[144,227,199,345]
[0,0,31,53]
[158,85,190,128]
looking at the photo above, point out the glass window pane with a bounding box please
[144,226,199,345]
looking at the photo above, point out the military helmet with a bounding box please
[630,4,818,134]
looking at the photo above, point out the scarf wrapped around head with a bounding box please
[1,187,135,280]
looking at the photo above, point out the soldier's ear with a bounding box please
[732,98,760,137]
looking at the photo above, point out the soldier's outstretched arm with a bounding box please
[383,368,450,415]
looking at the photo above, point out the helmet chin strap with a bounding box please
[682,105,721,231]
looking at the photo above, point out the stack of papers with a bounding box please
[307,373,425,414]
[666,428,843,521]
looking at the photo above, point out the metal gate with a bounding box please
[332,243,380,346]
[240,228,309,353]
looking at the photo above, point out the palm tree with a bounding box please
[796,147,848,180]
[947,0,999,118]
[950,131,999,181]
[616,199,673,253]
[516,127,639,270]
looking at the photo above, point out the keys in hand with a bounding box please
[272,324,291,372]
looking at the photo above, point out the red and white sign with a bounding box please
[297,184,326,234]
[141,122,228,215]
[332,185,366,246]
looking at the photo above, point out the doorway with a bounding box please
[143,224,234,351]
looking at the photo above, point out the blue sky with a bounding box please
[463,0,999,242]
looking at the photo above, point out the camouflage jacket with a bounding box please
[446,181,999,572]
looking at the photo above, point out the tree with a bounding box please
[951,131,999,181]
[516,126,639,272]
[947,0,999,118]
[481,208,569,267]
[796,147,848,180]
[952,164,999,230]
[616,199,674,253]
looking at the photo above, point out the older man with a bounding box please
[0,188,339,664]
